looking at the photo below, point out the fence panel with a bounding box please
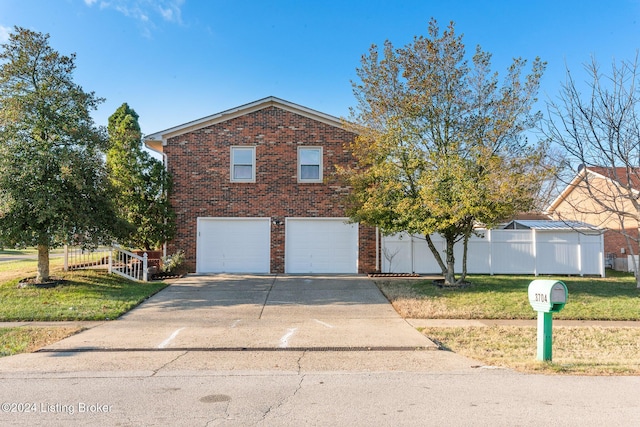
[380,233,413,273]
[412,234,445,273]
[536,232,580,275]
[581,236,605,275]
[381,229,603,276]
[453,231,492,274]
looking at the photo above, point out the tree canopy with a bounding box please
[0,27,119,282]
[107,103,175,251]
[344,19,550,284]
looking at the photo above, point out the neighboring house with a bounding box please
[143,97,377,274]
[546,166,640,270]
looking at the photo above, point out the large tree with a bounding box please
[545,55,640,288]
[107,103,175,251]
[344,19,550,285]
[0,27,118,282]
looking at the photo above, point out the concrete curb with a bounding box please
[0,321,106,329]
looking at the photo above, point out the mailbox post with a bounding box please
[527,280,568,361]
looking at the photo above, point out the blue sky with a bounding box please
[2,0,639,137]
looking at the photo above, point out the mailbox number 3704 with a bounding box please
[534,293,548,303]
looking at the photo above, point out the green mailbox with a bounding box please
[528,280,568,361]
[528,280,567,313]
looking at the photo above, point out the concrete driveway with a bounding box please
[3,276,638,426]
[38,274,437,352]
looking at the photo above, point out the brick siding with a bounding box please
[164,106,377,273]
[604,228,639,258]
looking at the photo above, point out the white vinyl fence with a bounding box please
[628,255,639,274]
[64,245,149,281]
[382,229,604,277]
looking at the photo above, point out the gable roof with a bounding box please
[546,166,640,214]
[587,166,640,189]
[143,96,349,154]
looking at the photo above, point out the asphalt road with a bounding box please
[0,252,64,263]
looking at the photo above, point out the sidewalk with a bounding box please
[2,318,638,329]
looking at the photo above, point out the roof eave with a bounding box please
[142,96,353,150]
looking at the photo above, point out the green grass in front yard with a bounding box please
[376,274,640,320]
[0,270,168,321]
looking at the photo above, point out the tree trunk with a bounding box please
[623,226,640,289]
[622,226,640,289]
[459,233,469,284]
[36,244,50,283]
[424,234,448,277]
[425,233,458,285]
[444,234,456,285]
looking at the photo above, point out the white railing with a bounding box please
[109,246,148,282]
[64,245,149,281]
[63,246,111,271]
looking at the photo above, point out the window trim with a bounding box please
[297,146,323,183]
[230,146,256,183]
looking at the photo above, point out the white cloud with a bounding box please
[84,0,184,27]
[0,25,10,43]
[158,7,174,21]
[158,0,183,23]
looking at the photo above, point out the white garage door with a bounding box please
[285,218,358,273]
[197,218,270,273]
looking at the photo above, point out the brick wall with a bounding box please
[604,228,639,258]
[164,106,377,273]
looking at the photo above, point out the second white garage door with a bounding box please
[197,218,271,273]
[285,218,358,273]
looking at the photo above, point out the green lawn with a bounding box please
[375,273,640,375]
[0,269,167,321]
[375,273,640,320]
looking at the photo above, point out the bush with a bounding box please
[160,250,185,275]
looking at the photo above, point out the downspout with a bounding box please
[600,230,605,278]
[375,227,380,272]
[532,228,538,277]
[578,231,583,276]
[160,151,168,259]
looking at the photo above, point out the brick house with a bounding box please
[144,97,377,274]
[546,166,640,270]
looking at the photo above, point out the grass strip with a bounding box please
[421,325,640,375]
[0,327,81,357]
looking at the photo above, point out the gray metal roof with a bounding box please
[502,220,602,232]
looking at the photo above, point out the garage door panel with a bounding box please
[197,218,270,273]
[286,218,358,274]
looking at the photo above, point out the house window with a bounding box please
[231,146,256,182]
[298,147,322,183]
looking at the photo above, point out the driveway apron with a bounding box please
[42,274,436,351]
